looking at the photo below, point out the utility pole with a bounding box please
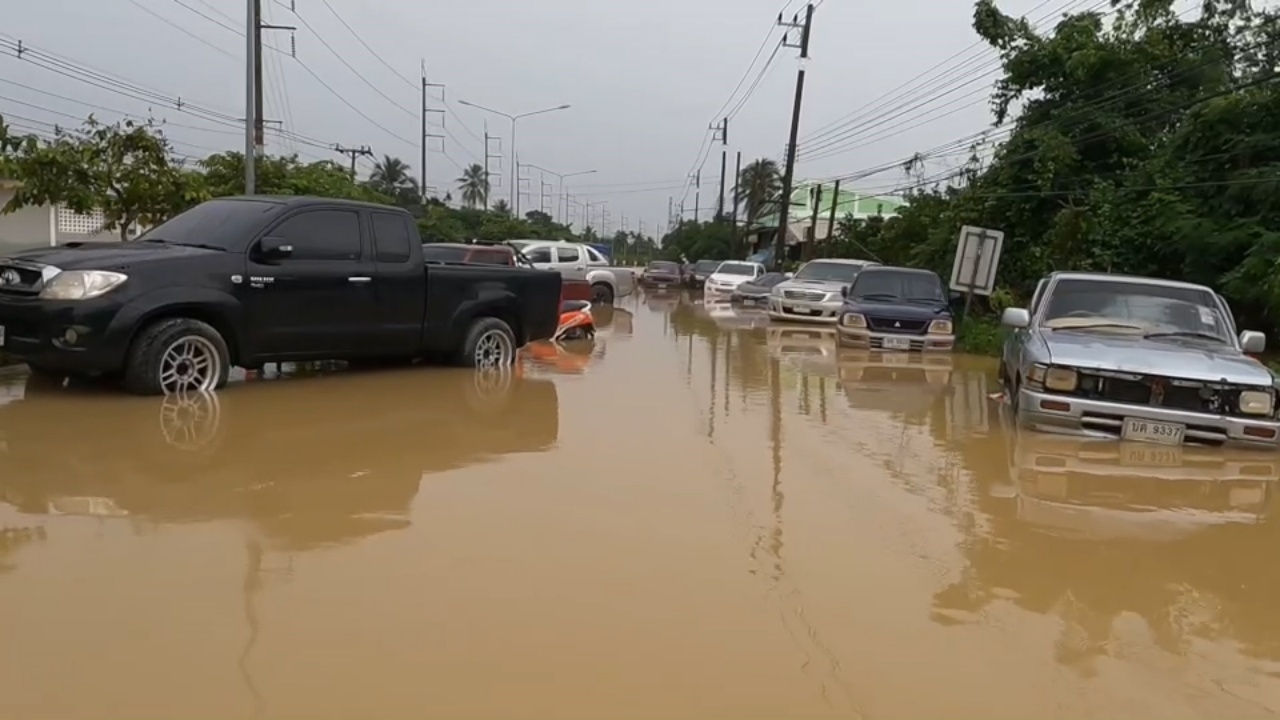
[731,150,742,255]
[694,170,701,222]
[773,2,815,271]
[483,123,503,210]
[334,145,373,176]
[668,196,674,231]
[421,62,444,199]
[805,183,823,260]
[824,178,841,254]
[253,0,294,158]
[711,117,728,219]
[243,0,256,193]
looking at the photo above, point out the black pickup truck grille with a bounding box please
[866,316,929,334]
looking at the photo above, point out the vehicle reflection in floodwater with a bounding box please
[0,367,559,549]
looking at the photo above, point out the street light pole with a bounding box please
[522,164,596,224]
[457,100,570,215]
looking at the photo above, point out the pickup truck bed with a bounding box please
[0,196,561,395]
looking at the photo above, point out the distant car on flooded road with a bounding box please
[836,266,958,351]
[767,258,877,323]
[730,271,788,307]
[687,259,721,288]
[703,261,767,297]
[1000,271,1280,449]
[639,260,682,290]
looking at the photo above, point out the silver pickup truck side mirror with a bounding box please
[1240,330,1266,353]
[1001,307,1031,328]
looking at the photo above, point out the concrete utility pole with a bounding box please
[731,150,742,255]
[420,61,444,198]
[711,117,728,219]
[483,123,503,209]
[334,145,373,176]
[693,170,701,222]
[253,0,294,157]
[244,0,256,193]
[773,2,816,271]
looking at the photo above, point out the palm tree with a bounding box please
[734,158,782,228]
[456,163,490,208]
[368,154,419,205]
[491,199,511,216]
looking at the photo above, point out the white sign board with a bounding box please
[949,225,1004,296]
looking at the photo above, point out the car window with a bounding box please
[716,262,757,276]
[755,272,787,287]
[1030,278,1048,313]
[1042,279,1229,341]
[471,249,511,265]
[850,271,944,302]
[524,246,553,263]
[793,261,865,283]
[269,209,361,261]
[648,261,679,272]
[371,212,412,263]
[555,247,580,263]
[585,247,607,263]
[421,245,471,263]
[695,260,720,273]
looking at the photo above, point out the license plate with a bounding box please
[791,307,813,315]
[657,284,667,290]
[742,298,757,306]
[1121,417,1185,446]
[882,336,911,350]
[1121,443,1183,466]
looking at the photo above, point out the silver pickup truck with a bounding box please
[510,240,635,304]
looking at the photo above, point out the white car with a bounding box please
[704,261,767,295]
[509,240,635,304]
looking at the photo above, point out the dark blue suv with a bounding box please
[835,266,957,351]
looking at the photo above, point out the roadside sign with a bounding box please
[949,226,1004,296]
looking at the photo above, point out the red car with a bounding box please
[422,242,590,302]
[641,260,682,289]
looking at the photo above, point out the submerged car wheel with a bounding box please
[124,318,231,396]
[458,316,517,369]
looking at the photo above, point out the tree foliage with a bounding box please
[819,0,1280,334]
[660,219,734,262]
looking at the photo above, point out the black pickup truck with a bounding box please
[0,196,561,395]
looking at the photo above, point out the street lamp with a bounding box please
[456,100,571,213]
[522,164,596,224]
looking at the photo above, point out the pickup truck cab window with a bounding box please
[525,247,553,264]
[471,248,513,265]
[371,212,412,263]
[270,209,361,261]
[555,247,580,263]
[585,247,607,264]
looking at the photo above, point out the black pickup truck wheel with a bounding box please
[124,318,231,396]
[457,317,517,369]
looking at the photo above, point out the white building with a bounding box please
[0,179,139,254]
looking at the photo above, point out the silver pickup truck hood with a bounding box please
[773,278,846,295]
[1044,331,1275,386]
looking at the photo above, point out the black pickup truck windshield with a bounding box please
[135,199,279,251]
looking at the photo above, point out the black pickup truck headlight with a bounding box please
[39,270,128,300]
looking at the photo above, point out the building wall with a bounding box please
[0,189,53,254]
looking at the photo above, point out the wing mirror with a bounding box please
[840,286,849,298]
[258,236,293,261]
[948,290,964,306]
[1240,330,1266,353]
[1001,307,1031,329]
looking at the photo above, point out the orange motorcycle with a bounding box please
[553,300,595,342]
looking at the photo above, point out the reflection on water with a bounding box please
[0,368,558,550]
[4,296,1280,717]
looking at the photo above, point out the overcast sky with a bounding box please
[3,0,1186,234]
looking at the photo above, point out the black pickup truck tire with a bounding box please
[456,317,517,369]
[123,318,231,396]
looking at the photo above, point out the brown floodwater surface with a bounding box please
[3,293,1280,718]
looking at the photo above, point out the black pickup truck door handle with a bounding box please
[348,276,372,283]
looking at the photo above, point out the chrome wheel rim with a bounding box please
[159,336,220,394]
[158,391,222,450]
[474,329,513,369]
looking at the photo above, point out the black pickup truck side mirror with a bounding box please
[258,236,294,261]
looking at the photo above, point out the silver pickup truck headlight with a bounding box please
[1239,389,1274,416]
[39,270,128,300]
[1043,366,1078,392]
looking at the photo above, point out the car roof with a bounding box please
[802,258,877,265]
[1047,271,1212,292]
[423,243,510,252]
[858,265,939,276]
[218,195,406,212]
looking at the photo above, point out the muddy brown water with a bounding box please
[2,292,1280,719]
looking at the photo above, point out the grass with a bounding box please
[956,314,1003,356]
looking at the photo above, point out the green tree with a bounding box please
[367,154,420,207]
[735,158,782,229]
[456,163,489,208]
[491,198,511,216]
[199,152,387,202]
[1,118,204,240]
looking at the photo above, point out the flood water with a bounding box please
[2,292,1280,719]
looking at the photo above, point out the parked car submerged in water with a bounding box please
[1000,271,1280,449]
[836,266,957,351]
[704,260,766,296]
[640,260,682,290]
[767,258,878,323]
[730,271,788,307]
